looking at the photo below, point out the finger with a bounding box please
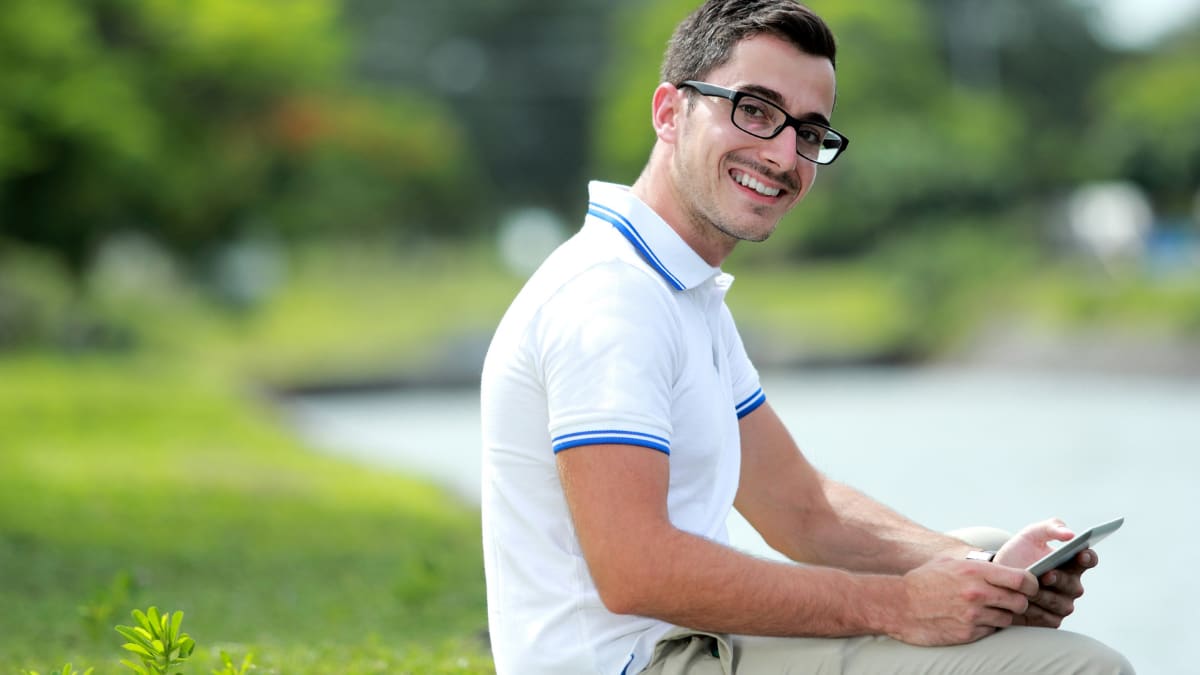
[1050,548,1099,580]
[1020,602,1065,629]
[967,626,998,644]
[1018,517,1073,548]
[1040,569,1085,598]
[1040,518,1075,544]
[976,607,1018,629]
[1072,548,1099,570]
[988,589,1031,616]
[1030,587,1077,617]
[984,565,1039,596]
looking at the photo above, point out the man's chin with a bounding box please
[719,221,778,244]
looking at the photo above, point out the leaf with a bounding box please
[115,625,155,650]
[169,611,183,642]
[132,608,151,630]
[178,635,196,658]
[145,607,162,636]
[122,644,155,659]
[119,659,149,675]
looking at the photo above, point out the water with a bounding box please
[284,366,1199,674]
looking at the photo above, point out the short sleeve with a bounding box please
[531,262,682,455]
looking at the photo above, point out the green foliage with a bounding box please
[212,650,255,675]
[0,241,74,348]
[0,350,492,674]
[0,0,480,278]
[592,0,1135,258]
[591,0,694,183]
[116,607,197,675]
[867,223,1039,355]
[21,664,94,675]
[78,570,137,640]
[1087,26,1200,212]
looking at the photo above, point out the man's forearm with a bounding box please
[608,522,906,638]
[803,476,973,574]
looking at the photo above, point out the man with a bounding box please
[480,1,1134,673]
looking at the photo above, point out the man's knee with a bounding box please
[1068,634,1135,675]
[1026,629,1134,675]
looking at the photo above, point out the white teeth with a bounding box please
[734,171,781,197]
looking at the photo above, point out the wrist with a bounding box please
[853,573,908,637]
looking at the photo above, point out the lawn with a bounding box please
[2,244,523,672]
[0,355,493,674]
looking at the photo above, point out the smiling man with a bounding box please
[480,1,1134,673]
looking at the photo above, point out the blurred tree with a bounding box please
[343,0,621,221]
[1087,25,1200,219]
[0,0,478,279]
[592,0,1120,259]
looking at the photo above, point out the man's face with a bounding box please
[670,34,837,247]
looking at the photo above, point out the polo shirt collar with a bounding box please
[586,181,721,291]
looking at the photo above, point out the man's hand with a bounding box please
[994,518,1096,628]
[888,557,1037,646]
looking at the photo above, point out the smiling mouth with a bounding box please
[731,169,782,198]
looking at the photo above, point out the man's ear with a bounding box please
[650,82,684,144]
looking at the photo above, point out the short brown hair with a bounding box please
[661,0,837,85]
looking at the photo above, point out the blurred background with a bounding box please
[1,0,1197,673]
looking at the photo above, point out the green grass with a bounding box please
[0,356,493,674]
[87,242,527,384]
[724,262,914,361]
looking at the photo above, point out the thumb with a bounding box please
[1027,518,1074,546]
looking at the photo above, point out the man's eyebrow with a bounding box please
[740,83,832,127]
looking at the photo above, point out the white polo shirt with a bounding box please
[480,181,765,674]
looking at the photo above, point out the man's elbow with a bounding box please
[580,520,680,616]
[593,569,653,616]
[588,545,670,616]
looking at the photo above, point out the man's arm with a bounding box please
[735,402,1095,629]
[734,401,971,572]
[556,441,1035,644]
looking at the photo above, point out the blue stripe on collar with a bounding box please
[587,202,686,291]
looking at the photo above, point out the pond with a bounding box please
[285,365,1198,674]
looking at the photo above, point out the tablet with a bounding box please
[1027,517,1124,577]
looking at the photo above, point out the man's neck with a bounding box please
[630,164,736,268]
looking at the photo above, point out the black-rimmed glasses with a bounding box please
[679,80,849,165]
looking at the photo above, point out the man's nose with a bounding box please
[758,125,799,173]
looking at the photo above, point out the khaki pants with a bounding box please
[641,528,1134,674]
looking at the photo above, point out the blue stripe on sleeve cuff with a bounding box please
[552,429,671,455]
[735,388,766,419]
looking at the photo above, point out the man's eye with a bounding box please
[797,125,824,146]
[738,102,768,119]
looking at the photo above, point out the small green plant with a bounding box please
[21,664,94,675]
[115,607,196,675]
[212,650,256,675]
[78,570,136,639]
